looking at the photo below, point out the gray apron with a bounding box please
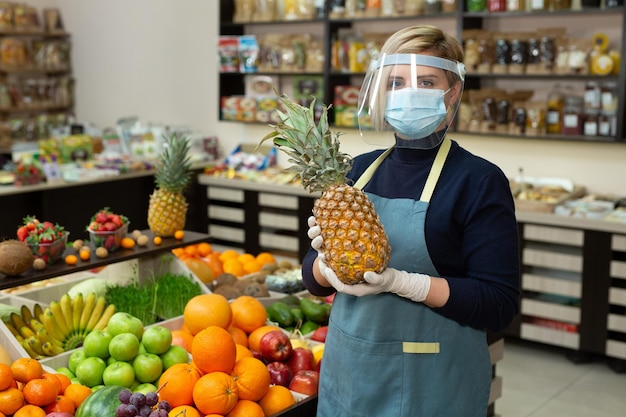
[317,138,491,417]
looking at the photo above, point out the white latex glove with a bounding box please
[307,215,323,252]
[319,258,431,301]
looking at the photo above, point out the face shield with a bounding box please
[357,53,466,149]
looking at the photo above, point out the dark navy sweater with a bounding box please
[302,138,520,333]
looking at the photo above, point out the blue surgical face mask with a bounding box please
[384,88,449,140]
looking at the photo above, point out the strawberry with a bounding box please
[111,214,124,228]
[103,222,118,232]
[95,211,109,224]
[17,226,29,241]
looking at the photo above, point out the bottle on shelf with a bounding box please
[546,84,564,134]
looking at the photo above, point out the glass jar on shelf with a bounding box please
[562,96,583,136]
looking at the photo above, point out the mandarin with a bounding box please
[11,358,43,383]
[192,371,239,416]
[22,377,58,406]
[12,404,46,417]
[43,394,75,414]
[225,399,265,417]
[0,387,24,415]
[0,363,14,390]
[168,405,201,417]
[192,326,237,374]
[63,383,92,409]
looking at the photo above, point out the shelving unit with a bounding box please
[218,0,625,144]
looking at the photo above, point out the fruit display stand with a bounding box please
[0,230,211,362]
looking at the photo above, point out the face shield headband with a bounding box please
[357,54,466,148]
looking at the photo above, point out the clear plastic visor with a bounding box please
[357,54,466,147]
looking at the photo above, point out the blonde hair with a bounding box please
[369,26,464,131]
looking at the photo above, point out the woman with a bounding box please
[302,25,520,416]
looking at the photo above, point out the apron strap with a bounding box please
[353,147,394,190]
[353,137,452,202]
[420,137,451,203]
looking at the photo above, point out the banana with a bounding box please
[47,303,71,339]
[10,312,27,331]
[71,293,84,334]
[33,303,44,322]
[85,296,106,333]
[59,293,75,335]
[20,304,34,323]
[92,303,116,331]
[25,335,46,357]
[21,339,40,358]
[42,309,67,343]
[29,318,45,333]
[41,341,64,356]
[19,325,36,340]
[4,321,24,342]
[79,292,97,332]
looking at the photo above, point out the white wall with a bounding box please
[36,0,626,194]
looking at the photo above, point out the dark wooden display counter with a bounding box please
[0,230,211,290]
[0,168,208,242]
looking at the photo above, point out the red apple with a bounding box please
[251,350,267,364]
[287,347,314,374]
[260,330,293,362]
[311,326,328,343]
[289,369,320,396]
[267,361,293,387]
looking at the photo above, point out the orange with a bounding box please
[258,385,296,416]
[120,237,136,249]
[184,244,199,257]
[191,326,237,374]
[219,249,240,263]
[174,230,185,240]
[157,363,201,408]
[153,236,163,245]
[197,242,213,257]
[22,377,58,406]
[192,371,239,416]
[11,358,43,383]
[227,326,248,347]
[79,248,91,261]
[63,383,92,409]
[234,344,253,363]
[168,405,201,417]
[256,252,276,266]
[0,363,14,390]
[43,395,75,414]
[0,387,24,415]
[247,325,282,353]
[230,357,270,402]
[222,259,244,277]
[171,329,194,353]
[237,253,256,265]
[64,254,78,265]
[242,260,262,274]
[225,399,265,417]
[183,294,233,335]
[229,296,267,334]
[12,404,46,417]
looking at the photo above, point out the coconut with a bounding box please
[0,239,35,276]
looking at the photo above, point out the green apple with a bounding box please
[133,382,158,394]
[103,361,136,388]
[106,312,144,339]
[107,356,119,366]
[55,366,75,380]
[75,356,107,388]
[141,325,172,355]
[109,332,140,361]
[132,352,163,383]
[68,349,86,374]
[82,330,113,359]
[160,344,190,370]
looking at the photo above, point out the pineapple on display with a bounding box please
[260,94,390,284]
[148,133,192,237]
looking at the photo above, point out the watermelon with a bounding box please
[75,385,125,417]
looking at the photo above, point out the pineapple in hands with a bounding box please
[260,94,390,284]
[148,133,192,237]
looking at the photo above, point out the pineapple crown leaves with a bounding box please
[259,93,353,193]
[155,132,193,193]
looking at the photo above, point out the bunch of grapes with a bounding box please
[116,389,171,417]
